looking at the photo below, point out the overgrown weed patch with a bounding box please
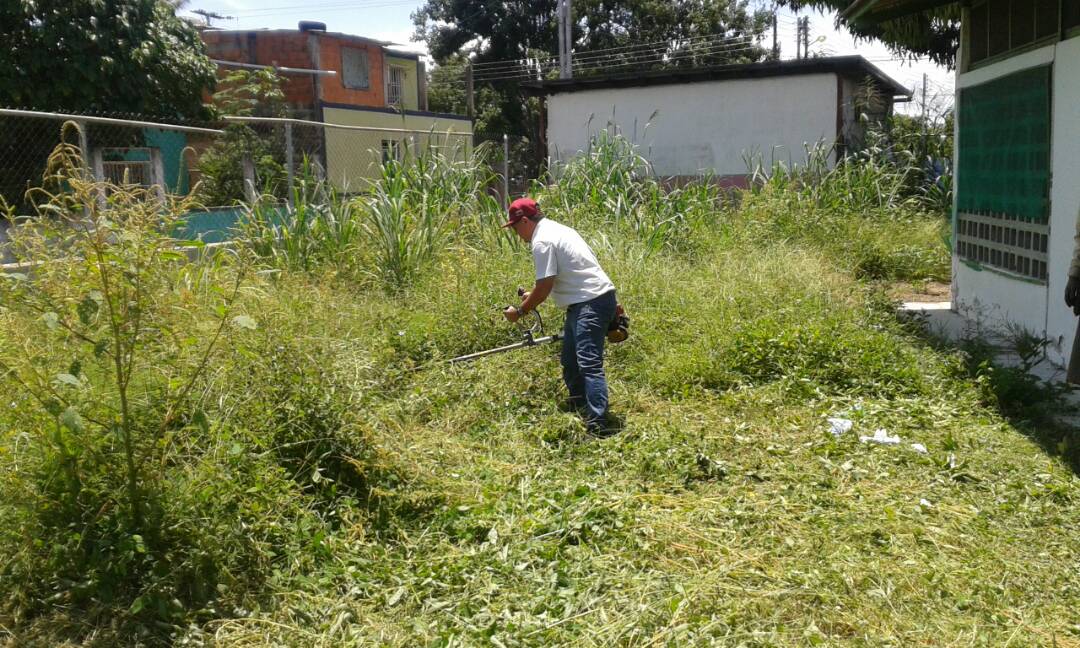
[2,137,1078,646]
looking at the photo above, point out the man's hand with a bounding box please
[503,306,521,323]
[1067,276,1080,315]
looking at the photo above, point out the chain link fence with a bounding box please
[0,108,480,259]
[474,131,544,206]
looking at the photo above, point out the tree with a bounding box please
[0,0,215,116]
[197,69,289,205]
[777,1,961,68]
[0,0,215,212]
[415,0,771,137]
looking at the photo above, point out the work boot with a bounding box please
[560,397,586,414]
[586,417,617,439]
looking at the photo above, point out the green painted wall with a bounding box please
[143,128,190,194]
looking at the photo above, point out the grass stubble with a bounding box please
[3,138,1079,646]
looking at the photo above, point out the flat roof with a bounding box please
[520,55,912,99]
[200,27,414,55]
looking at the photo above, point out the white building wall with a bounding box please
[952,40,1080,369]
[545,73,840,178]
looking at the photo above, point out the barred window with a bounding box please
[387,66,406,107]
[381,139,402,163]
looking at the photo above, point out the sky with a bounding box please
[179,0,955,116]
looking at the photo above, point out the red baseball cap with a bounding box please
[503,197,539,227]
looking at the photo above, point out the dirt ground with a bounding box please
[888,280,950,303]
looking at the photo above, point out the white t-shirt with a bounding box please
[530,218,615,308]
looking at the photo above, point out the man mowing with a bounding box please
[502,197,619,436]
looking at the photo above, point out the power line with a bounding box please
[470,32,758,69]
[569,35,759,65]
[472,44,768,82]
[223,0,419,17]
[466,34,764,78]
[473,44,768,82]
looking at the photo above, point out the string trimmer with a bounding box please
[446,289,629,365]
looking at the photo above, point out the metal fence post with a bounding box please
[149,148,166,204]
[75,119,101,215]
[285,121,294,207]
[242,153,256,204]
[502,134,510,207]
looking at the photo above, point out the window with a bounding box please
[968,0,1060,65]
[381,139,402,164]
[1037,0,1060,39]
[956,67,1051,281]
[99,148,153,187]
[1066,0,1080,32]
[387,65,406,107]
[341,47,370,90]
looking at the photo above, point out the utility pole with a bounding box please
[921,72,929,121]
[802,17,810,59]
[922,72,929,151]
[558,0,573,79]
[795,17,803,59]
[465,62,474,118]
[772,10,779,60]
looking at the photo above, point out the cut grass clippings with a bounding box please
[2,138,1076,647]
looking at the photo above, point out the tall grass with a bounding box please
[363,143,501,290]
[241,159,365,272]
[549,131,723,257]
[240,144,502,289]
[1,132,987,645]
[741,139,950,282]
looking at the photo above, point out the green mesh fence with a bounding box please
[957,66,1051,222]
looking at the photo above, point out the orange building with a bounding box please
[200,22,472,187]
[201,22,432,119]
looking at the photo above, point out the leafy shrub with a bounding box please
[0,140,277,634]
[197,69,289,206]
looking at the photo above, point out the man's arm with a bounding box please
[521,277,555,313]
[504,276,555,322]
[1068,209,1080,314]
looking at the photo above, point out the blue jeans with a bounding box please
[561,290,617,426]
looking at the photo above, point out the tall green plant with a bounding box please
[549,131,717,256]
[239,139,500,290]
[0,136,246,565]
[241,159,365,272]
[198,68,289,206]
[363,141,499,289]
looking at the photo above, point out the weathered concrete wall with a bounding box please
[545,73,839,179]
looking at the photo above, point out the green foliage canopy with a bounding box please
[778,1,961,68]
[0,0,216,117]
[415,0,772,135]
